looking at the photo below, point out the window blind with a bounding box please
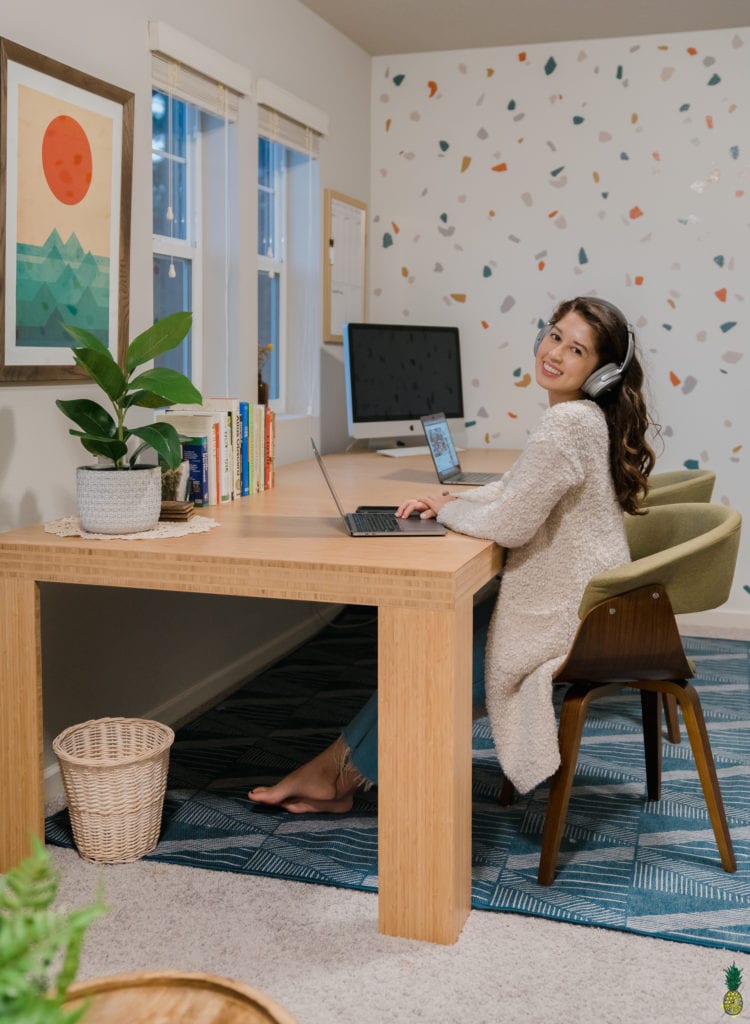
[152,52,241,120]
[256,79,328,157]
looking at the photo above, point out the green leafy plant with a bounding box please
[56,311,201,470]
[0,836,107,1023]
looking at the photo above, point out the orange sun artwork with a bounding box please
[41,115,93,205]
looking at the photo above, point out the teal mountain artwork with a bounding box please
[16,229,110,348]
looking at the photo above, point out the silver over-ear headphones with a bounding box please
[533,298,635,399]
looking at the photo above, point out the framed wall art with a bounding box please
[322,189,367,344]
[0,38,134,384]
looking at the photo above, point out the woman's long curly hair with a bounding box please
[551,296,658,515]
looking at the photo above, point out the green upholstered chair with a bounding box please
[640,469,716,742]
[643,468,716,507]
[502,502,742,886]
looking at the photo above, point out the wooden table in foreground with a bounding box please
[0,447,516,944]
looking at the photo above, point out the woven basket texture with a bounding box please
[53,717,175,864]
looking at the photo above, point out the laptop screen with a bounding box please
[422,413,460,478]
[310,438,348,521]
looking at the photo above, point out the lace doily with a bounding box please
[44,515,220,540]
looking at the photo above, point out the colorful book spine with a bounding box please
[233,404,243,499]
[264,406,276,490]
[218,413,232,503]
[253,404,265,493]
[181,437,210,506]
[211,420,221,506]
[156,398,275,500]
[239,401,250,497]
[155,410,222,506]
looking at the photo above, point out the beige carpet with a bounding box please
[52,846,748,1024]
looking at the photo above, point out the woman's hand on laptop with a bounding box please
[396,492,457,519]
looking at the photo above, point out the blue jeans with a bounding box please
[341,596,494,784]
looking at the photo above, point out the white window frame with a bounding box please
[258,139,288,410]
[149,22,251,396]
[151,92,204,389]
[256,82,327,420]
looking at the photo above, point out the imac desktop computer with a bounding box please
[342,322,465,453]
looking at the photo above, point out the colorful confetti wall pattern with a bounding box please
[369,27,749,610]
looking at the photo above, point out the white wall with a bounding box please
[369,27,749,626]
[0,0,371,773]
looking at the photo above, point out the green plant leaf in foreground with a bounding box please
[55,400,118,440]
[57,311,200,467]
[0,837,106,1024]
[0,837,56,914]
[125,311,192,372]
[72,349,127,402]
[129,422,184,470]
[129,367,201,405]
[123,390,173,410]
[62,326,110,357]
[70,434,130,465]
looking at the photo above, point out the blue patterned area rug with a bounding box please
[46,607,750,953]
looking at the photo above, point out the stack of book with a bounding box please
[155,400,276,508]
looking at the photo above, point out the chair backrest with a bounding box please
[642,468,715,507]
[579,502,742,619]
[557,584,693,682]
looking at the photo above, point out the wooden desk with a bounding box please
[0,447,516,944]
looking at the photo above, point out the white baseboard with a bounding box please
[677,608,750,640]
[45,603,344,809]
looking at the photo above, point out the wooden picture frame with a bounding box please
[0,38,133,384]
[322,189,367,344]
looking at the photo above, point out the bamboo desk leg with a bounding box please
[0,578,44,872]
[378,599,473,944]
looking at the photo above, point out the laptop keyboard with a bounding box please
[349,512,400,533]
[453,471,500,484]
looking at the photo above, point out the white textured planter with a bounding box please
[77,465,162,535]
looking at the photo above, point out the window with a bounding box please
[257,137,285,401]
[257,138,319,408]
[151,89,199,380]
[257,84,328,416]
[150,28,247,394]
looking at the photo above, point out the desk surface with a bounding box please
[0,446,518,945]
[0,448,518,608]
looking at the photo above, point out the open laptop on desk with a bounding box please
[311,439,445,537]
[421,412,504,486]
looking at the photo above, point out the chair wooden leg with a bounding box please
[538,682,625,886]
[641,689,662,801]
[663,693,681,744]
[635,679,736,873]
[670,681,737,873]
[539,693,589,885]
[498,778,515,806]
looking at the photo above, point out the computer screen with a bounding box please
[343,323,464,442]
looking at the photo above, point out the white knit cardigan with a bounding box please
[437,399,630,794]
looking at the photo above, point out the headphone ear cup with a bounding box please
[534,324,550,355]
[582,363,620,398]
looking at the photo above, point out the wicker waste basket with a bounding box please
[53,717,175,864]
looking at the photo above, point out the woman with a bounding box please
[249,296,657,812]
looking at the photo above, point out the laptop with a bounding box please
[421,413,504,486]
[310,439,445,537]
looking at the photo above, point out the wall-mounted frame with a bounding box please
[323,189,367,344]
[0,38,134,384]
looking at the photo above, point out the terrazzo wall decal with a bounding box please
[370,28,749,607]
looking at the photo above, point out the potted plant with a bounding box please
[0,836,106,1023]
[56,312,201,534]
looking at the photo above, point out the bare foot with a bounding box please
[248,736,364,814]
